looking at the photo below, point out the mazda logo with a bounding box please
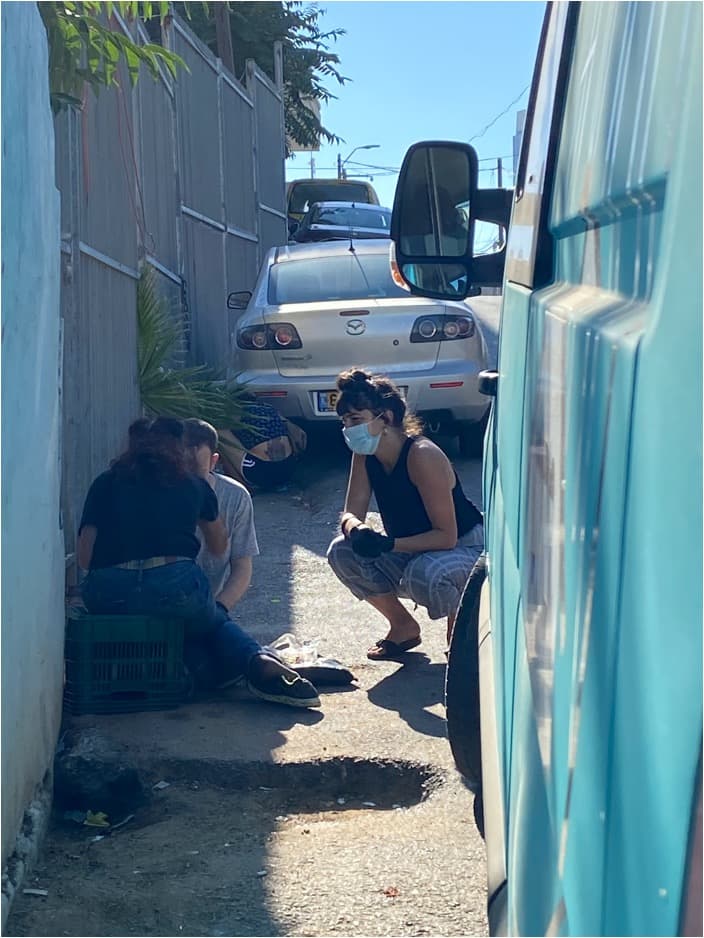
[346,319,366,336]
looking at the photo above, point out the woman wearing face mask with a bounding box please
[327,368,484,660]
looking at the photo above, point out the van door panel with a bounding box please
[487,284,534,807]
[498,2,702,934]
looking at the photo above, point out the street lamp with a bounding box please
[337,144,380,179]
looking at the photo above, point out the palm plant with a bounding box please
[137,267,249,433]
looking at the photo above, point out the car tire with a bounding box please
[456,410,489,458]
[445,554,486,797]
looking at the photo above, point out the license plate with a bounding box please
[315,386,408,414]
[316,390,340,413]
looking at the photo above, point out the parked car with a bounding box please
[390,2,702,936]
[291,201,392,243]
[228,239,490,452]
[286,178,380,233]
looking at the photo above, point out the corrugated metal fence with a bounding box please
[56,12,287,567]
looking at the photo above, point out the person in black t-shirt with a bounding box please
[326,370,484,661]
[78,417,320,709]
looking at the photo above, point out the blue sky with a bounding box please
[286,1,546,207]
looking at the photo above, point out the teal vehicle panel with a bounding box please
[508,628,561,936]
[551,4,695,228]
[487,283,534,810]
[489,2,702,934]
[601,36,702,933]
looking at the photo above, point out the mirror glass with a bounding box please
[400,261,470,299]
[227,291,251,310]
[398,146,473,259]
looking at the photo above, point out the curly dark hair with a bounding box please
[112,416,187,484]
[334,368,424,436]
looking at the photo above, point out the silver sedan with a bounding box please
[229,240,490,453]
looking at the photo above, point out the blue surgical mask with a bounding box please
[342,415,382,455]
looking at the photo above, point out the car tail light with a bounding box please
[237,323,302,350]
[418,319,438,339]
[410,314,475,343]
[273,325,296,347]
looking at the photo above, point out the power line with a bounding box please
[468,85,529,144]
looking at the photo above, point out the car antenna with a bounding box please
[348,201,355,252]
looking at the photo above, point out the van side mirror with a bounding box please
[390,141,512,300]
[227,290,252,310]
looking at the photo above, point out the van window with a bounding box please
[289,182,373,215]
[269,254,408,304]
[505,1,574,287]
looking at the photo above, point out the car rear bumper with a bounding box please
[237,361,490,425]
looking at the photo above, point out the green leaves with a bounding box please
[137,268,250,432]
[39,1,190,111]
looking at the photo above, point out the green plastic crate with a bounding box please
[64,612,190,715]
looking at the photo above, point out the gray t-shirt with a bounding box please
[197,472,259,597]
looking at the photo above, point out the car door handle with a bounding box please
[478,370,499,397]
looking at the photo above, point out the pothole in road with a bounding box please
[150,755,445,813]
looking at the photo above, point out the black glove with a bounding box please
[349,525,395,558]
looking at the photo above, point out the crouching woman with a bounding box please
[327,369,484,660]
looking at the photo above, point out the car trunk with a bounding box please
[262,298,445,378]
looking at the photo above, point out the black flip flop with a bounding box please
[367,636,422,661]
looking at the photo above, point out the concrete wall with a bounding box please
[1,1,64,874]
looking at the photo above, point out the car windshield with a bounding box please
[290,183,371,214]
[269,253,410,304]
[313,206,390,230]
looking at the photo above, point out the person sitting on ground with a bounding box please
[183,418,259,616]
[216,398,306,492]
[326,369,484,660]
[77,416,320,708]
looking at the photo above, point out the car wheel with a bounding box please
[445,555,486,795]
[456,410,489,458]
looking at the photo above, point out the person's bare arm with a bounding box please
[215,556,253,611]
[197,517,228,556]
[340,454,372,536]
[391,441,458,553]
[77,525,97,570]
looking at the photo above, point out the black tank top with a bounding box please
[365,437,482,540]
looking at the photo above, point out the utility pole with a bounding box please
[309,154,315,178]
[497,156,503,188]
[214,3,235,76]
[337,153,343,179]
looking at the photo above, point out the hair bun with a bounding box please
[336,368,372,392]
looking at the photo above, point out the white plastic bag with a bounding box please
[264,632,320,667]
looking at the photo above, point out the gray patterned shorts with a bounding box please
[326,524,484,620]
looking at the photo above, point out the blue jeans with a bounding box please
[82,561,262,686]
